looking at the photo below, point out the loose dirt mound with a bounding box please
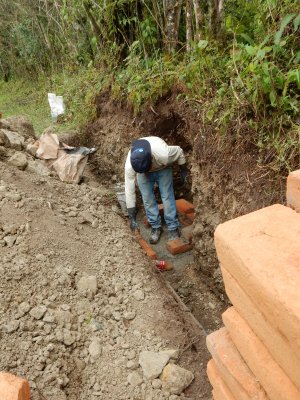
[0,119,212,399]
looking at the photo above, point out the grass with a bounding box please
[0,79,52,135]
[0,67,103,136]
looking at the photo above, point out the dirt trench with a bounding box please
[80,89,286,316]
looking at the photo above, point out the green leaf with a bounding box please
[269,91,276,106]
[197,40,208,49]
[240,33,254,45]
[287,69,300,87]
[274,14,296,45]
[256,49,266,59]
[245,45,256,56]
[206,108,214,121]
[294,14,300,31]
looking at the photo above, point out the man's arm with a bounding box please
[167,145,186,165]
[168,145,189,184]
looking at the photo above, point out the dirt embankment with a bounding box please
[81,88,286,300]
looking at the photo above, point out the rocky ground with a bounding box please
[0,117,214,399]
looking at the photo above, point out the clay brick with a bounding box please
[221,265,300,391]
[214,204,300,360]
[181,225,193,243]
[143,217,151,228]
[166,238,193,255]
[176,199,195,225]
[135,231,157,260]
[286,169,300,212]
[0,372,30,400]
[176,199,194,215]
[206,327,268,400]
[207,360,236,400]
[223,307,300,400]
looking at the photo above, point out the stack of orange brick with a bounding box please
[206,202,300,400]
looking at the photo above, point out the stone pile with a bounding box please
[206,171,300,400]
[0,116,49,176]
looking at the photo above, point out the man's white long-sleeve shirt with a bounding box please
[125,136,186,208]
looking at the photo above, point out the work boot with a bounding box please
[168,228,181,241]
[149,227,162,244]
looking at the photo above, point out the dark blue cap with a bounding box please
[130,139,152,173]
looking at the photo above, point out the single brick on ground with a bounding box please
[214,204,300,360]
[286,169,300,212]
[0,372,30,400]
[166,238,193,255]
[206,327,268,400]
[223,307,300,400]
[207,359,236,400]
[221,265,300,391]
[135,231,157,260]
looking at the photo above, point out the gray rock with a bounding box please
[74,357,86,371]
[126,360,139,370]
[139,351,170,380]
[159,349,179,361]
[18,302,31,317]
[0,146,9,159]
[92,219,99,228]
[8,152,28,170]
[26,160,50,176]
[5,192,22,202]
[1,130,24,150]
[79,211,94,224]
[54,309,72,327]
[3,235,17,247]
[1,116,35,140]
[88,338,102,358]
[26,143,38,157]
[0,130,10,147]
[124,311,136,320]
[30,305,47,320]
[36,253,47,262]
[127,371,143,387]
[127,350,136,360]
[133,290,145,301]
[160,364,194,394]
[5,319,20,333]
[152,379,162,389]
[63,330,76,346]
[77,275,97,296]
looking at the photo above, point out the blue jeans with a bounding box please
[137,168,179,231]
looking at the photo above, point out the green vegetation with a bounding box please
[0,0,299,169]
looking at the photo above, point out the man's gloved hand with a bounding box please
[127,207,139,231]
[179,164,189,185]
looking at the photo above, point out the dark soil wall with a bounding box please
[81,88,286,299]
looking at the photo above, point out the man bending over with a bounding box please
[125,136,188,244]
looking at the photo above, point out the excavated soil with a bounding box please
[0,117,215,400]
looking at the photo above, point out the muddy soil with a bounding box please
[0,117,215,400]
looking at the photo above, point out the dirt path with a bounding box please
[0,154,213,399]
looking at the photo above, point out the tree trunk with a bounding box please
[164,0,182,53]
[83,2,102,47]
[186,0,192,52]
[192,0,203,40]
